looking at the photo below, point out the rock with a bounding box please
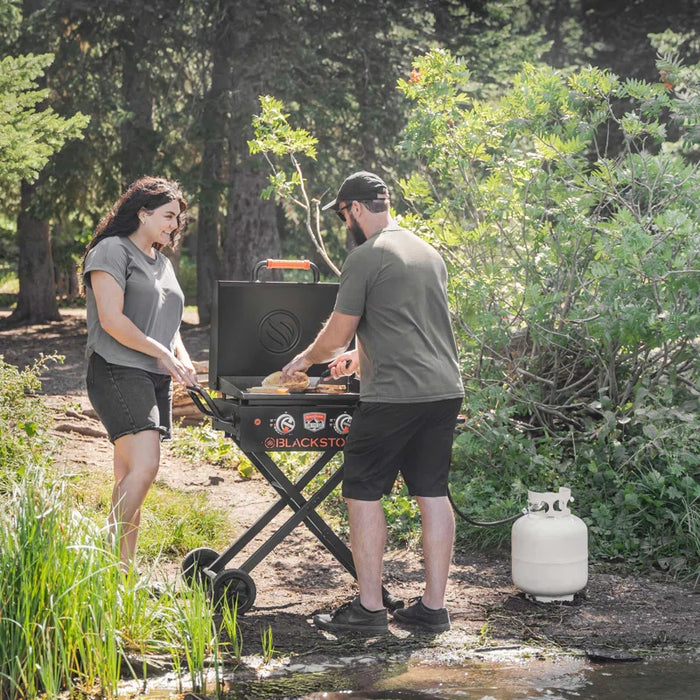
[585,648,644,663]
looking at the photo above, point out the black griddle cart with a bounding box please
[185,260,403,614]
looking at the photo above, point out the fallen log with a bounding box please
[53,423,108,438]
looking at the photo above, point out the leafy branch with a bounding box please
[248,96,340,276]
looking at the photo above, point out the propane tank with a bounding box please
[511,487,588,602]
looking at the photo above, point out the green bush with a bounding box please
[398,44,699,579]
[246,39,699,578]
[170,420,243,469]
[0,354,59,486]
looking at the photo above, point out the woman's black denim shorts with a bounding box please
[86,352,173,443]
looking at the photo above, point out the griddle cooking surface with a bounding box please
[218,376,359,405]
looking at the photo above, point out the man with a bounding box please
[282,171,464,635]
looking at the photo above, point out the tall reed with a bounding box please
[219,597,243,664]
[0,467,244,698]
[260,624,277,663]
[0,466,125,698]
[167,584,217,694]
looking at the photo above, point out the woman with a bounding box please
[82,176,197,569]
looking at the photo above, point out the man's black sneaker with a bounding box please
[314,597,388,635]
[392,596,450,632]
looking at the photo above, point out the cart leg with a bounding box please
[198,450,339,573]
[247,451,404,611]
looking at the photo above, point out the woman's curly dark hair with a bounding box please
[82,176,188,273]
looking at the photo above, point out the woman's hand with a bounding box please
[158,351,198,387]
[178,359,198,387]
[173,333,198,386]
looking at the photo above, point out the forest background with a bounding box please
[1,0,698,582]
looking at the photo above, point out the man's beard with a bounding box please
[348,216,366,247]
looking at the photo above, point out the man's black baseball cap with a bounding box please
[322,171,390,212]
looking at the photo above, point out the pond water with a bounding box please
[214,656,700,700]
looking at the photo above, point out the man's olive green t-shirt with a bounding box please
[334,226,464,403]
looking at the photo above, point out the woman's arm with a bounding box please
[91,270,197,385]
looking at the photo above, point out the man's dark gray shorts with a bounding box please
[342,398,462,500]
[86,352,172,443]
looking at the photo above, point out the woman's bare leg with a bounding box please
[109,430,160,568]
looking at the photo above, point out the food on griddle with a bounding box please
[307,384,347,394]
[246,385,290,394]
[261,370,310,392]
[245,370,350,393]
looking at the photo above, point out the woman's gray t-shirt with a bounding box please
[83,236,185,374]
[334,226,464,403]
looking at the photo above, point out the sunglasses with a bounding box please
[336,202,354,222]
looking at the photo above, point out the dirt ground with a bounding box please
[1,307,698,667]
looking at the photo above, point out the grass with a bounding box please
[65,468,237,562]
[220,597,243,663]
[168,584,217,694]
[0,352,255,696]
[0,467,126,698]
[141,483,237,558]
[0,465,243,699]
[260,624,277,663]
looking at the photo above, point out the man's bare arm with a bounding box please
[282,311,360,376]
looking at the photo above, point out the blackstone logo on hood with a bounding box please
[258,310,301,354]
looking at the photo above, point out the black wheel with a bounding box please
[181,547,219,588]
[212,568,256,614]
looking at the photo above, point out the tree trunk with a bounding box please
[196,32,230,324]
[219,32,280,281]
[5,0,61,325]
[221,164,280,280]
[121,48,156,186]
[7,180,61,324]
